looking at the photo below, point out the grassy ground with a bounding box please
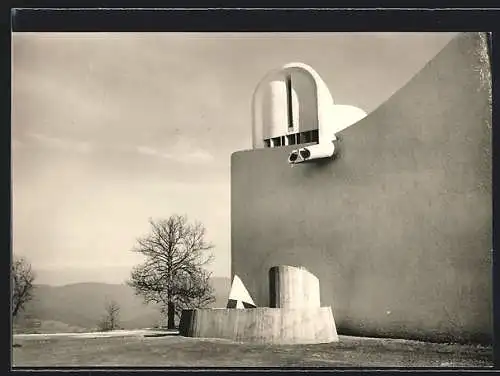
[12,331,492,368]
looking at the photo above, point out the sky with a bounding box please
[11,32,457,285]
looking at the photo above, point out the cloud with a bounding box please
[135,140,214,164]
[26,132,93,153]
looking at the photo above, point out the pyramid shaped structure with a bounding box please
[226,275,256,308]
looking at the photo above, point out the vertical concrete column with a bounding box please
[269,265,321,309]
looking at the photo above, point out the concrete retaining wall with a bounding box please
[179,307,338,344]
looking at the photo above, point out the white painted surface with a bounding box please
[289,142,336,165]
[330,104,367,134]
[228,274,256,308]
[252,62,367,152]
[262,80,288,140]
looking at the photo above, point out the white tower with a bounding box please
[251,62,367,164]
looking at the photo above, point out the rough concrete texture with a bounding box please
[269,265,321,308]
[179,307,339,344]
[231,33,492,344]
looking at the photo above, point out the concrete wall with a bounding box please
[179,307,338,344]
[231,33,492,344]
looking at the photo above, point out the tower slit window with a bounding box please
[286,75,294,132]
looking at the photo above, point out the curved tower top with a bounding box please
[251,62,366,150]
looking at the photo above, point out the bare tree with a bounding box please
[11,256,35,318]
[128,215,216,329]
[98,299,121,331]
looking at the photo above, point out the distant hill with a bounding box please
[15,277,231,333]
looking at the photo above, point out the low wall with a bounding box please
[179,307,338,344]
